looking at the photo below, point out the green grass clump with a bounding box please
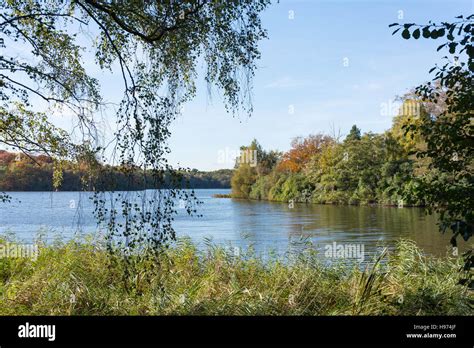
[0,237,471,315]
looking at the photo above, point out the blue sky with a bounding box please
[164,0,472,170]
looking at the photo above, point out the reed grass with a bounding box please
[0,237,471,315]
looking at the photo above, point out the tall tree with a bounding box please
[345,125,361,142]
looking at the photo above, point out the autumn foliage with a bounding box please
[277,134,334,173]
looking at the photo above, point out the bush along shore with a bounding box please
[0,237,472,315]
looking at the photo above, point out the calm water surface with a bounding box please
[0,189,462,259]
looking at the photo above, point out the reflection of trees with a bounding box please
[189,195,457,257]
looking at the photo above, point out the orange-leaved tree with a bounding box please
[277,134,334,173]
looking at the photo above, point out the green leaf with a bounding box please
[466,45,474,58]
[413,28,420,39]
[402,29,410,40]
[422,27,431,38]
[448,42,457,54]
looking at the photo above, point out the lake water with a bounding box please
[0,189,461,261]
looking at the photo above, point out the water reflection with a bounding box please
[0,189,469,261]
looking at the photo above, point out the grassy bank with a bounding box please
[0,237,471,315]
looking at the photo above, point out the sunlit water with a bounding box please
[0,189,466,262]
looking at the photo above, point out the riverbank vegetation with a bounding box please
[0,237,471,315]
[231,102,431,207]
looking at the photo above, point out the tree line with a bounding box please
[231,100,428,207]
[0,151,232,191]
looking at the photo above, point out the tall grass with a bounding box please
[0,237,471,315]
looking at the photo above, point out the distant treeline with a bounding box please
[0,151,232,191]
